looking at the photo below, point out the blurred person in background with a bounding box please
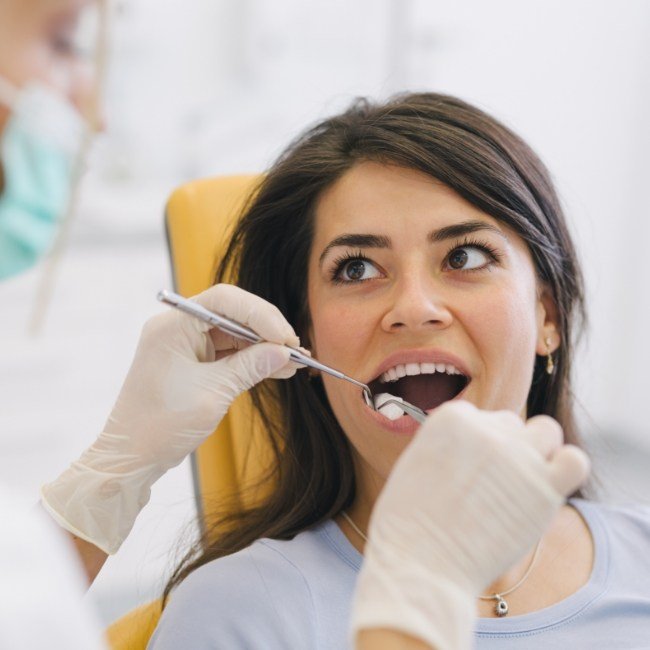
[0,0,102,279]
[0,2,107,648]
[0,2,590,649]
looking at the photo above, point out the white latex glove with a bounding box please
[351,400,590,650]
[41,284,301,554]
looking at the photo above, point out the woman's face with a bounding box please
[307,161,557,489]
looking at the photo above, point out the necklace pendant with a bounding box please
[494,595,509,617]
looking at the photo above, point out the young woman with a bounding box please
[144,94,648,647]
[42,93,647,648]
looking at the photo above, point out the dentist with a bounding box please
[0,2,107,647]
[0,0,102,279]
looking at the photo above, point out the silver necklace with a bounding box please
[342,511,368,543]
[477,540,542,616]
[342,510,542,618]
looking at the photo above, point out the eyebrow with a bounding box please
[318,220,508,267]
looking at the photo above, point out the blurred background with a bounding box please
[1,0,649,627]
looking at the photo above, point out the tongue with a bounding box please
[393,374,462,411]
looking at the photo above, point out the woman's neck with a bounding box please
[477,502,593,617]
[337,492,594,619]
[336,457,383,552]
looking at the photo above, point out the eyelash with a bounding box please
[329,237,502,285]
[329,250,374,285]
[449,236,502,269]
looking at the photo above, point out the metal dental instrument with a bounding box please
[389,399,427,423]
[157,290,426,424]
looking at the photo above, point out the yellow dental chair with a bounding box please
[105,174,268,649]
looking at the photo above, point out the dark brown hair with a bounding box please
[164,92,586,600]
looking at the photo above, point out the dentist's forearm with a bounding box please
[357,629,435,650]
[37,501,108,585]
[38,502,108,586]
[69,533,108,584]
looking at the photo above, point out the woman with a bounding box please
[142,94,647,647]
[42,93,643,648]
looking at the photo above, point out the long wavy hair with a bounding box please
[164,92,586,601]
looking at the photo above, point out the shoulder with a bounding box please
[149,520,359,650]
[574,498,650,575]
[575,498,650,537]
[149,542,314,649]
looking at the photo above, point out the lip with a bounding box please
[363,380,470,435]
[361,347,472,436]
[365,348,473,384]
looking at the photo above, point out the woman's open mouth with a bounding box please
[363,358,471,428]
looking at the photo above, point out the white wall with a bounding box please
[1,0,648,625]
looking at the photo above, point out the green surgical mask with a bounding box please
[0,78,86,280]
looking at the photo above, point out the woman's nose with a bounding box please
[380,271,453,333]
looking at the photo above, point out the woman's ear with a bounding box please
[535,285,560,356]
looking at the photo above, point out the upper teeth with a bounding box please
[379,362,462,384]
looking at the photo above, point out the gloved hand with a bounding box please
[351,401,590,650]
[41,284,301,555]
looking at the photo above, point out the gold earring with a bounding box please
[545,337,555,375]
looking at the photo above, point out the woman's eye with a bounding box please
[337,258,381,282]
[446,246,492,271]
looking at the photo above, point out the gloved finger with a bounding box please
[264,345,311,379]
[206,342,293,401]
[193,284,300,347]
[490,409,523,428]
[485,409,526,441]
[213,342,309,380]
[210,329,249,356]
[522,415,564,460]
[270,361,301,380]
[423,398,477,426]
[547,445,591,496]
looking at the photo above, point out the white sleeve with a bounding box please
[0,488,107,650]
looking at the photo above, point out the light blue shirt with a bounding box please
[148,499,650,649]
